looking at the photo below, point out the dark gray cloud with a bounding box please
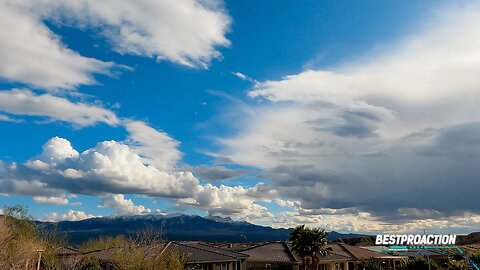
[193,165,252,182]
[258,123,480,221]
[309,109,383,138]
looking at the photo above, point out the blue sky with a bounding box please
[1,0,480,234]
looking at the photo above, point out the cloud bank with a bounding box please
[218,3,480,231]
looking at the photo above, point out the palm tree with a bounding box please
[289,225,328,270]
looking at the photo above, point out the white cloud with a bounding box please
[270,207,480,235]
[100,194,151,216]
[0,1,114,90]
[232,72,257,83]
[0,89,119,127]
[275,199,298,208]
[33,195,69,205]
[5,0,230,69]
[218,2,480,229]
[124,120,181,170]
[0,0,230,90]
[178,183,275,221]
[0,114,21,123]
[1,135,277,221]
[20,137,199,198]
[43,210,97,222]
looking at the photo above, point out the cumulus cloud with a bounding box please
[124,120,181,170]
[177,182,275,221]
[16,137,199,198]
[218,2,480,230]
[0,89,119,127]
[100,194,151,216]
[0,136,275,221]
[43,210,97,222]
[33,196,69,205]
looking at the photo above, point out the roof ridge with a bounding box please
[171,241,240,259]
[282,242,300,262]
[339,243,385,259]
[240,241,282,251]
[323,250,352,259]
[195,243,248,257]
[338,243,358,259]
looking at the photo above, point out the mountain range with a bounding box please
[35,214,367,245]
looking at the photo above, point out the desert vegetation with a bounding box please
[0,205,184,270]
[0,205,47,270]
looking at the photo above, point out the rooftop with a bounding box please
[162,241,247,263]
[240,242,299,264]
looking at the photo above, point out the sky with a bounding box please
[1,0,480,234]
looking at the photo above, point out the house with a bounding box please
[240,242,301,270]
[162,241,249,270]
[314,243,406,270]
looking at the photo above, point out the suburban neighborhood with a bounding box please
[2,211,480,270]
[2,0,480,269]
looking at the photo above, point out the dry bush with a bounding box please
[79,230,185,270]
[1,205,66,270]
[80,235,129,252]
[1,205,184,270]
[0,217,41,270]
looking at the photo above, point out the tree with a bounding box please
[2,204,36,239]
[289,225,328,270]
[0,205,41,269]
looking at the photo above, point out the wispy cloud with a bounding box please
[0,89,119,127]
[232,72,258,83]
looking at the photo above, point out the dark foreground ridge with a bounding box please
[35,214,367,244]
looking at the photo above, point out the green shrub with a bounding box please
[398,258,437,270]
[470,252,480,264]
[76,257,102,270]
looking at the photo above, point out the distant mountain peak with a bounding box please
[205,215,252,225]
[206,215,235,223]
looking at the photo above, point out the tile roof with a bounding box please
[193,243,249,259]
[317,252,352,262]
[162,242,246,263]
[241,242,299,264]
[324,243,388,260]
[341,243,390,259]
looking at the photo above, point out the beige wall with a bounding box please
[315,261,350,270]
[211,261,235,270]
